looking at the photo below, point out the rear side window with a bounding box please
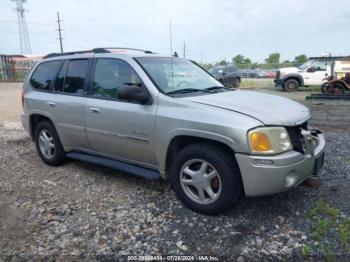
[92,58,142,99]
[64,59,88,94]
[30,61,61,90]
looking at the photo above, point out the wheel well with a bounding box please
[165,136,236,173]
[29,114,53,140]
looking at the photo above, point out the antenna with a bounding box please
[12,0,31,54]
[56,12,64,53]
[169,19,173,56]
[183,41,186,58]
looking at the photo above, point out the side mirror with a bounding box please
[307,67,316,73]
[117,85,151,104]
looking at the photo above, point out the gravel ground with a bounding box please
[1,83,350,261]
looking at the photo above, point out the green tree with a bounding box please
[218,60,227,65]
[232,54,245,65]
[294,54,308,64]
[265,52,280,64]
[232,55,252,69]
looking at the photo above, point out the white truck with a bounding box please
[275,57,350,91]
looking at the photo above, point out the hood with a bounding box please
[181,90,310,126]
[279,67,300,74]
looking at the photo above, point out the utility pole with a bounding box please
[183,41,186,58]
[12,0,31,54]
[56,12,63,53]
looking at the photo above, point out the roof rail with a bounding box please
[92,47,154,54]
[309,56,350,61]
[43,47,155,59]
[43,50,93,59]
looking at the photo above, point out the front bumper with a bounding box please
[274,78,284,87]
[236,132,325,197]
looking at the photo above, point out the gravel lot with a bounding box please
[1,83,350,261]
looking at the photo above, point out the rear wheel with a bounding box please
[35,121,65,166]
[283,79,299,92]
[170,144,242,215]
[330,83,345,94]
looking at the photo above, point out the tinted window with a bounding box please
[30,61,61,90]
[54,61,68,92]
[64,60,88,94]
[92,59,142,99]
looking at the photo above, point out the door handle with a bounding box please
[89,107,100,113]
[46,101,56,107]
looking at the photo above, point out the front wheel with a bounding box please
[170,144,243,215]
[283,79,299,92]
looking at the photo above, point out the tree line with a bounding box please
[202,53,308,70]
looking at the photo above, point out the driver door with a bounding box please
[305,61,329,85]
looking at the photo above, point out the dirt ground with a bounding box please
[1,82,350,260]
[0,82,22,122]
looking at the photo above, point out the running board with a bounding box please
[66,151,161,180]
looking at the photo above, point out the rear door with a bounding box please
[85,58,157,166]
[50,59,91,149]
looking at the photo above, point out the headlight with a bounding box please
[248,127,292,154]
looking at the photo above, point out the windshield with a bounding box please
[136,57,223,94]
[298,60,315,70]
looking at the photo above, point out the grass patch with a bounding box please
[305,200,350,260]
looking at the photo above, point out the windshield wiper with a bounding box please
[166,88,211,95]
[204,86,233,91]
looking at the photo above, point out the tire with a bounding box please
[233,77,241,88]
[170,143,243,215]
[330,83,345,94]
[321,83,328,94]
[35,121,65,166]
[283,79,299,92]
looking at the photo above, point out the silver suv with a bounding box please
[21,48,325,214]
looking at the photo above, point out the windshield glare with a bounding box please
[298,60,315,70]
[136,57,223,94]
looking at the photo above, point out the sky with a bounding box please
[1,0,350,63]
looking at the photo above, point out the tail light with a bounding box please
[20,89,24,110]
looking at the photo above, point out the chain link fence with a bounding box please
[0,55,42,81]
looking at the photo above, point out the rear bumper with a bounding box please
[21,112,30,135]
[236,133,325,197]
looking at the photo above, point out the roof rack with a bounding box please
[309,56,350,61]
[43,47,155,59]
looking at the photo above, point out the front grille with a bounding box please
[275,70,281,80]
[286,122,308,153]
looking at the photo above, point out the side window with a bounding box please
[92,59,142,99]
[64,59,88,94]
[30,61,61,91]
[312,61,327,71]
[54,60,68,92]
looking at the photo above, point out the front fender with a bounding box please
[155,128,238,174]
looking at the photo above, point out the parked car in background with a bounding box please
[239,69,259,78]
[210,64,241,87]
[264,69,277,78]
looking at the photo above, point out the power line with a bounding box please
[56,12,63,53]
